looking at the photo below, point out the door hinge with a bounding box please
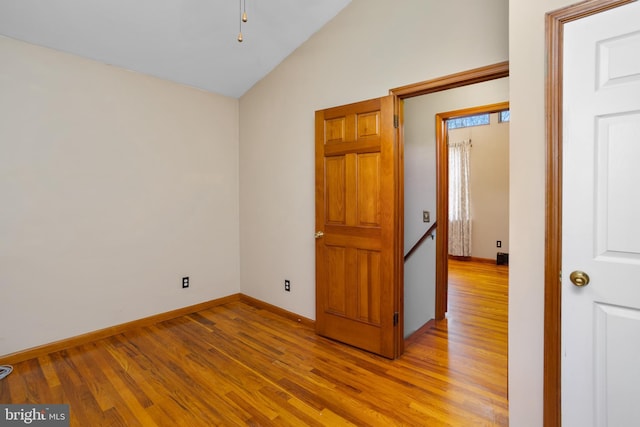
[393,312,399,326]
[393,115,399,129]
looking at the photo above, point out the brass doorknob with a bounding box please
[314,231,324,239]
[570,270,590,287]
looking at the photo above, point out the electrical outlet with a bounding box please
[423,210,430,223]
[182,277,189,288]
[496,241,502,248]
[284,279,291,292]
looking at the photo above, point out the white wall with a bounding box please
[403,80,509,337]
[509,0,578,425]
[449,112,509,259]
[239,0,508,320]
[0,37,241,356]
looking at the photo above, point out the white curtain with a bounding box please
[448,140,472,256]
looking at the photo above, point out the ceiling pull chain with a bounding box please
[237,0,247,42]
[237,0,243,42]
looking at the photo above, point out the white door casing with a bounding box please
[563,2,640,426]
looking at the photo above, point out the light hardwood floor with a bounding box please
[0,259,508,426]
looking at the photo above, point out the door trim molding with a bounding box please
[544,1,636,425]
[391,62,509,98]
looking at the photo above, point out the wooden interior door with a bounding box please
[315,95,399,359]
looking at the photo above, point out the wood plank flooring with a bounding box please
[0,259,508,426]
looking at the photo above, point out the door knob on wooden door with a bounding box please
[570,270,590,287]
[315,231,324,239]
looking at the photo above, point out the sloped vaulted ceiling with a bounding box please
[0,0,352,98]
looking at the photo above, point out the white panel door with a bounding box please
[563,2,640,426]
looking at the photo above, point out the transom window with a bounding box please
[447,114,490,130]
[447,110,510,130]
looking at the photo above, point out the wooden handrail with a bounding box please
[404,221,438,262]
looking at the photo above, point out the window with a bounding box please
[447,114,490,130]
[499,110,510,123]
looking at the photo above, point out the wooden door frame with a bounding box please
[434,102,510,318]
[544,1,636,425]
[389,62,509,354]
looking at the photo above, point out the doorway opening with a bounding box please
[392,63,509,347]
[395,70,510,418]
[435,103,509,319]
